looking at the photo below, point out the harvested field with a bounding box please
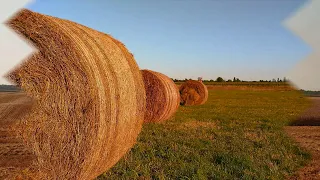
[176,120,217,130]
[285,126,320,180]
[99,89,312,179]
[285,97,320,180]
[0,92,33,127]
[0,92,35,180]
[0,89,316,179]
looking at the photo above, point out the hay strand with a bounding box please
[6,9,146,180]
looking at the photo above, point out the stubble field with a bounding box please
[99,87,312,179]
[0,86,316,179]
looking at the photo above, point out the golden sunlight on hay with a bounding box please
[5,9,146,180]
[141,70,180,123]
[179,80,208,106]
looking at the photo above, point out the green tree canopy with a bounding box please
[216,77,225,82]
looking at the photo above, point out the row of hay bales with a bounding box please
[5,9,208,180]
[142,69,208,123]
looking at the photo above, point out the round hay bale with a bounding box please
[6,9,146,180]
[179,80,208,106]
[141,70,180,123]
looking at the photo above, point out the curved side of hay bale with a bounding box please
[141,70,180,123]
[179,80,208,106]
[7,9,146,180]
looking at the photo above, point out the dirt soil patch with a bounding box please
[285,126,320,180]
[285,97,320,180]
[0,92,35,179]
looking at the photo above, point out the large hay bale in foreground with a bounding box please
[179,80,208,106]
[141,70,180,123]
[6,9,146,180]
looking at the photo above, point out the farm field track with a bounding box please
[285,126,320,180]
[285,97,320,180]
[0,92,35,179]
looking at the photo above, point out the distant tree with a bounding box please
[209,79,214,82]
[0,85,20,92]
[216,77,225,82]
[232,77,241,82]
[227,79,232,82]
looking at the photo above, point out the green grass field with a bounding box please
[98,89,311,180]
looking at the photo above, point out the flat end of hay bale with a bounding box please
[141,70,180,123]
[179,80,208,106]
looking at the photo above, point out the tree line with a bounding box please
[0,77,289,92]
[172,77,289,83]
[0,85,20,92]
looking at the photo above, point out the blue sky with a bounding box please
[26,0,311,81]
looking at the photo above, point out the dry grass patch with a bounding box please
[285,126,320,179]
[176,120,217,130]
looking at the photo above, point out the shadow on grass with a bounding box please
[289,97,320,126]
[289,117,320,126]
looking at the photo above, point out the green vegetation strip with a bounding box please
[174,81,291,87]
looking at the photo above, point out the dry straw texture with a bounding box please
[6,9,146,180]
[179,80,208,106]
[141,70,180,123]
[0,93,35,180]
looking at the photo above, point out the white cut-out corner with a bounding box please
[283,0,320,91]
[0,0,37,85]
[286,53,320,91]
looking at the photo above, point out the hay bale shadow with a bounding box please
[290,117,320,126]
[289,97,320,126]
